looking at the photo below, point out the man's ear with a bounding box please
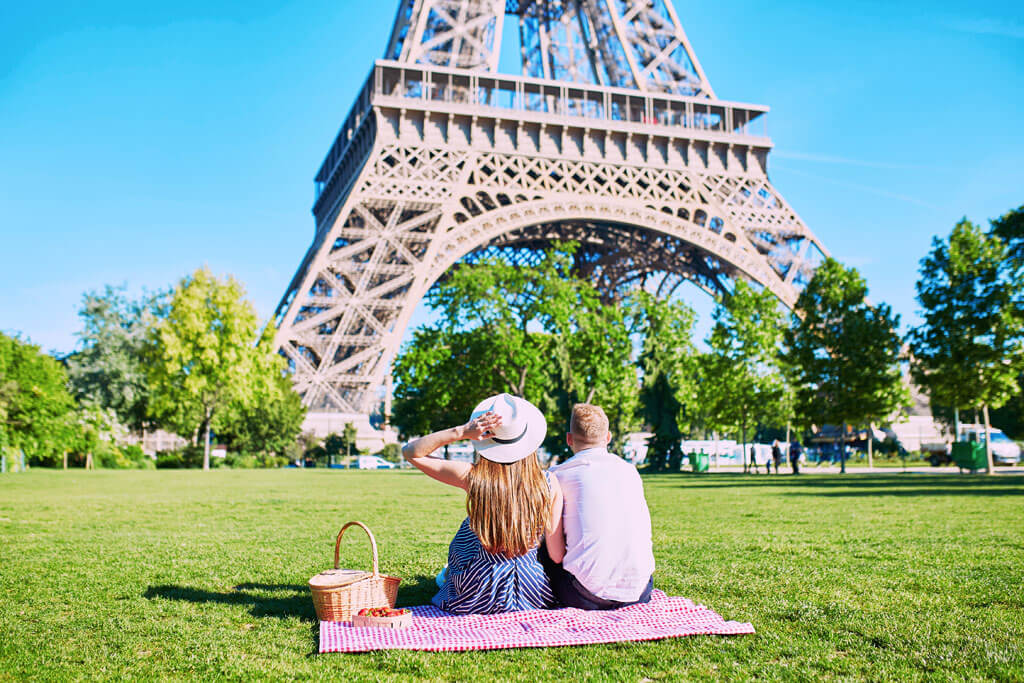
[566,433,574,448]
[604,431,612,444]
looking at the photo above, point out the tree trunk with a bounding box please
[741,422,748,474]
[953,407,960,442]
[867,423,873,469]
[203,420,211,471]
[63,451,68,470]
[712,430,718,470]
[839,422,847,474]
[983,404,994,475]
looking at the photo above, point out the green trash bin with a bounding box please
[951,441,987,472]
[690,451,709,473]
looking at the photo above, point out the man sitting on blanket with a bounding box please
[539,403,655,610]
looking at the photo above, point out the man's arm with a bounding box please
[545,473,566,562]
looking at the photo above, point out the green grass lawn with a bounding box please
[1,470,1022,681]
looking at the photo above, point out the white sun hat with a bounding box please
[469,393,547,464]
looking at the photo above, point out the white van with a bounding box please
[355,455,395,470]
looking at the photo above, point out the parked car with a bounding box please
[354,455,396,470]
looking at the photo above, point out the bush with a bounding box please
[376,443,401,463]
[156,446,204,469]
[95,444,133,469]
[94,442,154,470]
[223,452,290,469]
[225,453,258,469]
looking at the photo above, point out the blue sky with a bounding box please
[2,0,1022,355]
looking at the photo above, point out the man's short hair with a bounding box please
[570,403,609,444]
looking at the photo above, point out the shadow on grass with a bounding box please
[653,472,1024,497]
[397,574,439,607]
[144,575,441,619]
[144,583,317,621]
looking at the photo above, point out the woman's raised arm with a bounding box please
[401,411,502,490]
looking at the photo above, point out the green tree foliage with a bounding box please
[391,326,499,454]
[376,443,401,463]
[990,206,1024,437]
[0,333,77,465]
[145,267,296,470]
[391,247,638,459]
[214,329,306,459]
[65,285,164,431]
[320,422,359,463]
[323,433,345,458]
[343,422,358,457]
[635,292,698,471]
[990,205,1024,274]
[784,258,907,473]
[909,219,1023,472]
[699,281,792,465]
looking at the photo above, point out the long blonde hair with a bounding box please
[466,455,551,557]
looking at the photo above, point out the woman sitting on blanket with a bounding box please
[402,393,565,614]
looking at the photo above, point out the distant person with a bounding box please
[402,393,563,614]
[542,403,655,610]
[789,440,802,475]
[747,444,759,474]
[771,440,783,474]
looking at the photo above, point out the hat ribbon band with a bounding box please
[491,424,528,445]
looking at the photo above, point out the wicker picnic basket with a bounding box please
[309,521,401,622]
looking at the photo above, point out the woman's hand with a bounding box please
[461,411,502,441]
[401,413,500,491]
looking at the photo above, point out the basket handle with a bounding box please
[334,521,380,576]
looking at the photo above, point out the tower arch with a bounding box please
[273,12,830,416]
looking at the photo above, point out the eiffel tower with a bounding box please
[272,0,828,434]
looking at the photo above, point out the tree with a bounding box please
[990,205,1024,275]
[145,267,271,470]
[990,205,1024,438]
[427,247,587,399]
[391,247,638,460]
[323,433,345,460]
[909,220,1023,473]
[0,333,78,465]
[65,285,164,431]
[635,292,698,471]
[699,281,792,471]
[391,326,503,456]
[321,422,359,464]
[343,422,358,459]
[544,295,640,461]
[214,329,306,460]
[784,258,907,473]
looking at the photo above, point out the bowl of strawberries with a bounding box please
[351,606,412,629]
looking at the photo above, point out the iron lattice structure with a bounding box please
[273,0,828,414]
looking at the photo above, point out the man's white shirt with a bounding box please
[552,447,655,602]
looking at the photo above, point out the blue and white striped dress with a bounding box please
[432,481,555,614]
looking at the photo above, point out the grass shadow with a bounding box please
[397,574,438,607]
[658,472,1024,497]
[144,583,316,621]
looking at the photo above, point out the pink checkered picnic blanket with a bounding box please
[319,590,754,653]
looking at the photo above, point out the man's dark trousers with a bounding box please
[538,542,653,610]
